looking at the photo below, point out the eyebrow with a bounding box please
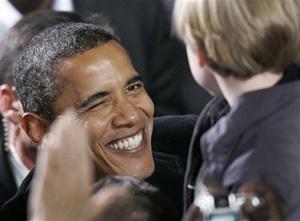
[78,74,143,110]
[127,75,143,85]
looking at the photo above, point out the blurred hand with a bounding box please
[239,182,283,221]
[29,110,93,221]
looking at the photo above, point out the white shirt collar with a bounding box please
[0,0,74,36]
[8,144,30,187]
[2,118,29,187]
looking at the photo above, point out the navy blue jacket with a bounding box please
[184,63,300,221]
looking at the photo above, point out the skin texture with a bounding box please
[52,41,155,179]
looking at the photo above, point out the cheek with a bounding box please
[86,116,110,170]
[192,69,222,96]
[186,48,206,86]
[145,95,154,128]
[186,46,199,73]
[186,47,221,96]
[86,115,110,146]
[191,68,208,86]
[139,94,154,147]
[138,93,155,118]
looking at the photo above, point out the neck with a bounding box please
[214,71,283,107]
[9,0,53,15]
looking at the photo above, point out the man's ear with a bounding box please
[21,113,49,143]
[197,49,209,67]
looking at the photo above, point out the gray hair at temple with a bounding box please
[0,10,83,85]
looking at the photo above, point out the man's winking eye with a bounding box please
[77,75,144,113]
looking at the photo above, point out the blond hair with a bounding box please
[174,0,300,78]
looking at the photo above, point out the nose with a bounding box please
[112,99,140,128]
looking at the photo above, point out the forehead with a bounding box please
[61,40,134,77]
[53,41,137,113]
[61,40,136,88]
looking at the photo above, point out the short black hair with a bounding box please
[13,22,118,121]
[93,176,179,221]
[0,10,83,85]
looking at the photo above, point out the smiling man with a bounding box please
[14,23,155,180]
[0,22,197,220]
[50,41,155,179]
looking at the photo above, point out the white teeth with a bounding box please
[124,140,129,148]
[134,136,139,143]
[129,137,134,147]
[119,141,124,149]
[107,131,143,150]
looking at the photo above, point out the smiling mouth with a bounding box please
[106,131,143,151]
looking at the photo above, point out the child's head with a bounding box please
[174,0,300,89]
[89,176,179,221]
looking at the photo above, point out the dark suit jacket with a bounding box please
[73,0,211,116]
[0,115,197,220]
[0,117,18,207]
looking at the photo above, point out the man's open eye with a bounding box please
[126,82,144,94]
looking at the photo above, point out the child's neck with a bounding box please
[214,71,283,107]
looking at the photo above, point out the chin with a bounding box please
[132,163,155,180]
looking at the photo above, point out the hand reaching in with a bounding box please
[29,110,93,221]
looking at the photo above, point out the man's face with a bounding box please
[52,41,155,179]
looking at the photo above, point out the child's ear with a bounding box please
[197,49,209,67]
[21,113,49,143]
